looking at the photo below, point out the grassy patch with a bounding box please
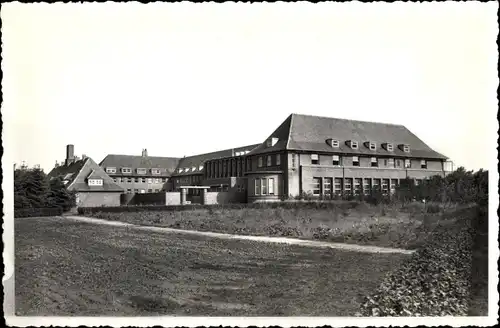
[84,202,465,249]
[15,217,407,316]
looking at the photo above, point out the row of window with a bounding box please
[115,177,166,184]
[257,154,281,168]
[254,178,276,196]
[107,167,163,175]
[177,165,204,174]
[205,157,247,179]
[126,188,161,194]
[310,177,424,196]
[309,154,427,169]
[88,179,103,186]
[328,140,410,153]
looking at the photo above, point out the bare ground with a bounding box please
[15,217,407,316]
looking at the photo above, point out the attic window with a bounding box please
[199,165,203,170]
[192,166,196,171]
[350,141,359,150]
[137,168,147,174]
[369,142,377,151]
[151,169,161,175]
[62,180,69,185]
[106,167,116,174]
[386,143,394,152]
[403,145,410,153]
[88,179,103,186]
[121,168,132,174]
[178,168,183,173]
[266,137,279,147]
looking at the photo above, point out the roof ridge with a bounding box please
[291,113,405,128]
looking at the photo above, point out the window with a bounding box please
[137,168,146,174]
[258,157,263,168]
[331,139,340,148]
[268,178,274,195]
[390,179,398,194]
[324,178,333,197]
[121,168,132,174]
[373,179,381,192]
[199,165,203,171]
[116,177,122,183]
[312,177,321,195]
[369,142,377,150]
[154,178,160,183]
[151,169,161,175]
[354,178,362,195]
[127,189,132,193]
[113,178,117,182]
[135,177,140,183]
[352,156,360,167]
[403,145,410,153]
[371,157,378,167]
[106,167,116,174]
[261,178,267,195]
[395,159,402,168]
[127,178,132,183]
[255,179,261,195]
[382,179,389,195]
[388,158,395,168]
[134,189,138,193]
[147,178,153,184]
[292,154,296,168]
[276,154,281,166]
[351,141,359,149]
[88,179,103,186]
[311,154,319,165]
[405,159,411,168]
[421,160,427,169]
[332,155,341,166]
[386,143,394,152]
[334,178,343,196]
[344,178,353,196]
[415,179,422,186]
[148,189,152,193]
[154,189,159,193]
[363,178,371,195]
[267,156,272,167]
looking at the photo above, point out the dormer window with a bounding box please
[137,168,147,174]
[106,167,116,174]
[88,179,103,186]
[399,144,411,153]
[199,165,203,170]
[347,140,359,150]
[327,139,340,148]
[178,168,183,173]
[121,167,132,174]
[192,166,196,172]
[266,137,279,147]
[366,141,377,151]
[151,168,161,175]
[385,143,394,152]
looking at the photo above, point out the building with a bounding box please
[228,113,450,202]
[48,145,124,207]
[99,149,180,194]
[55,113,450,206]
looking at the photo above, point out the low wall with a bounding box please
[134,193,167,206]
[165,192,181,205]
[205,191,246,205]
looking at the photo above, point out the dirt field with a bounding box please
[15,217,407,316]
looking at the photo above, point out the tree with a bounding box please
[47,177,76,211]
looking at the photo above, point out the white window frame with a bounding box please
[137,168,147,174]
[88,179,103,186]
[311,154,319,164]
[351,141,359,149]
[403,145,410,153]
[255,179,261,195]
[369,142,377,150]
[386,143,394,152]
[371,157,378,167]
[388,158,395,167]
[352,156,360,166]
[421,159,427,169]
[147,178,153,184]
[261,178,267,195]
[268,178,274,195]
[331,139,340,148]
[332,155,340,166]
[121,167,132,174]
[106,167,117,174]
[151,168,161,175]
[405,159,411,168]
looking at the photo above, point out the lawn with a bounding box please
[15,217,407,316]
[84,202,464,250]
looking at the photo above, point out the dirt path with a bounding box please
[64,216,415,255]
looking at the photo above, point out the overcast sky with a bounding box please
[2,2,498,172]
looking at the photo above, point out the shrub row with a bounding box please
[77,200,362,215]
[359,207,478,316]
[14,207,64,218]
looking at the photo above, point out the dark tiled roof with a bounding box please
[248,113,447,160]
[245,115,292,156]
[99,155,181,176]
[173,144,260,176]
[49,157,124,192]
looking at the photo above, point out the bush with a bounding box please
[15,207,64,218]
[359,207,477,316]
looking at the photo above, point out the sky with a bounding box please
[2,2,498,173]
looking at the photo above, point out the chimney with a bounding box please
[65,144,75,166]
[231,149,235,157]
[142,149,148,157]
[82,154,87,160]
[55,160,59,168]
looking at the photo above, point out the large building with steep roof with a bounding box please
[48,145,124,207]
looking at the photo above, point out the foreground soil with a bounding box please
[15,217,407,316]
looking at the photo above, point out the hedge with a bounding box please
[359,207,478,316]
[77,200,362,215]
[14,207,64,218]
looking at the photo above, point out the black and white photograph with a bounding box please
[2,1,498,327]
